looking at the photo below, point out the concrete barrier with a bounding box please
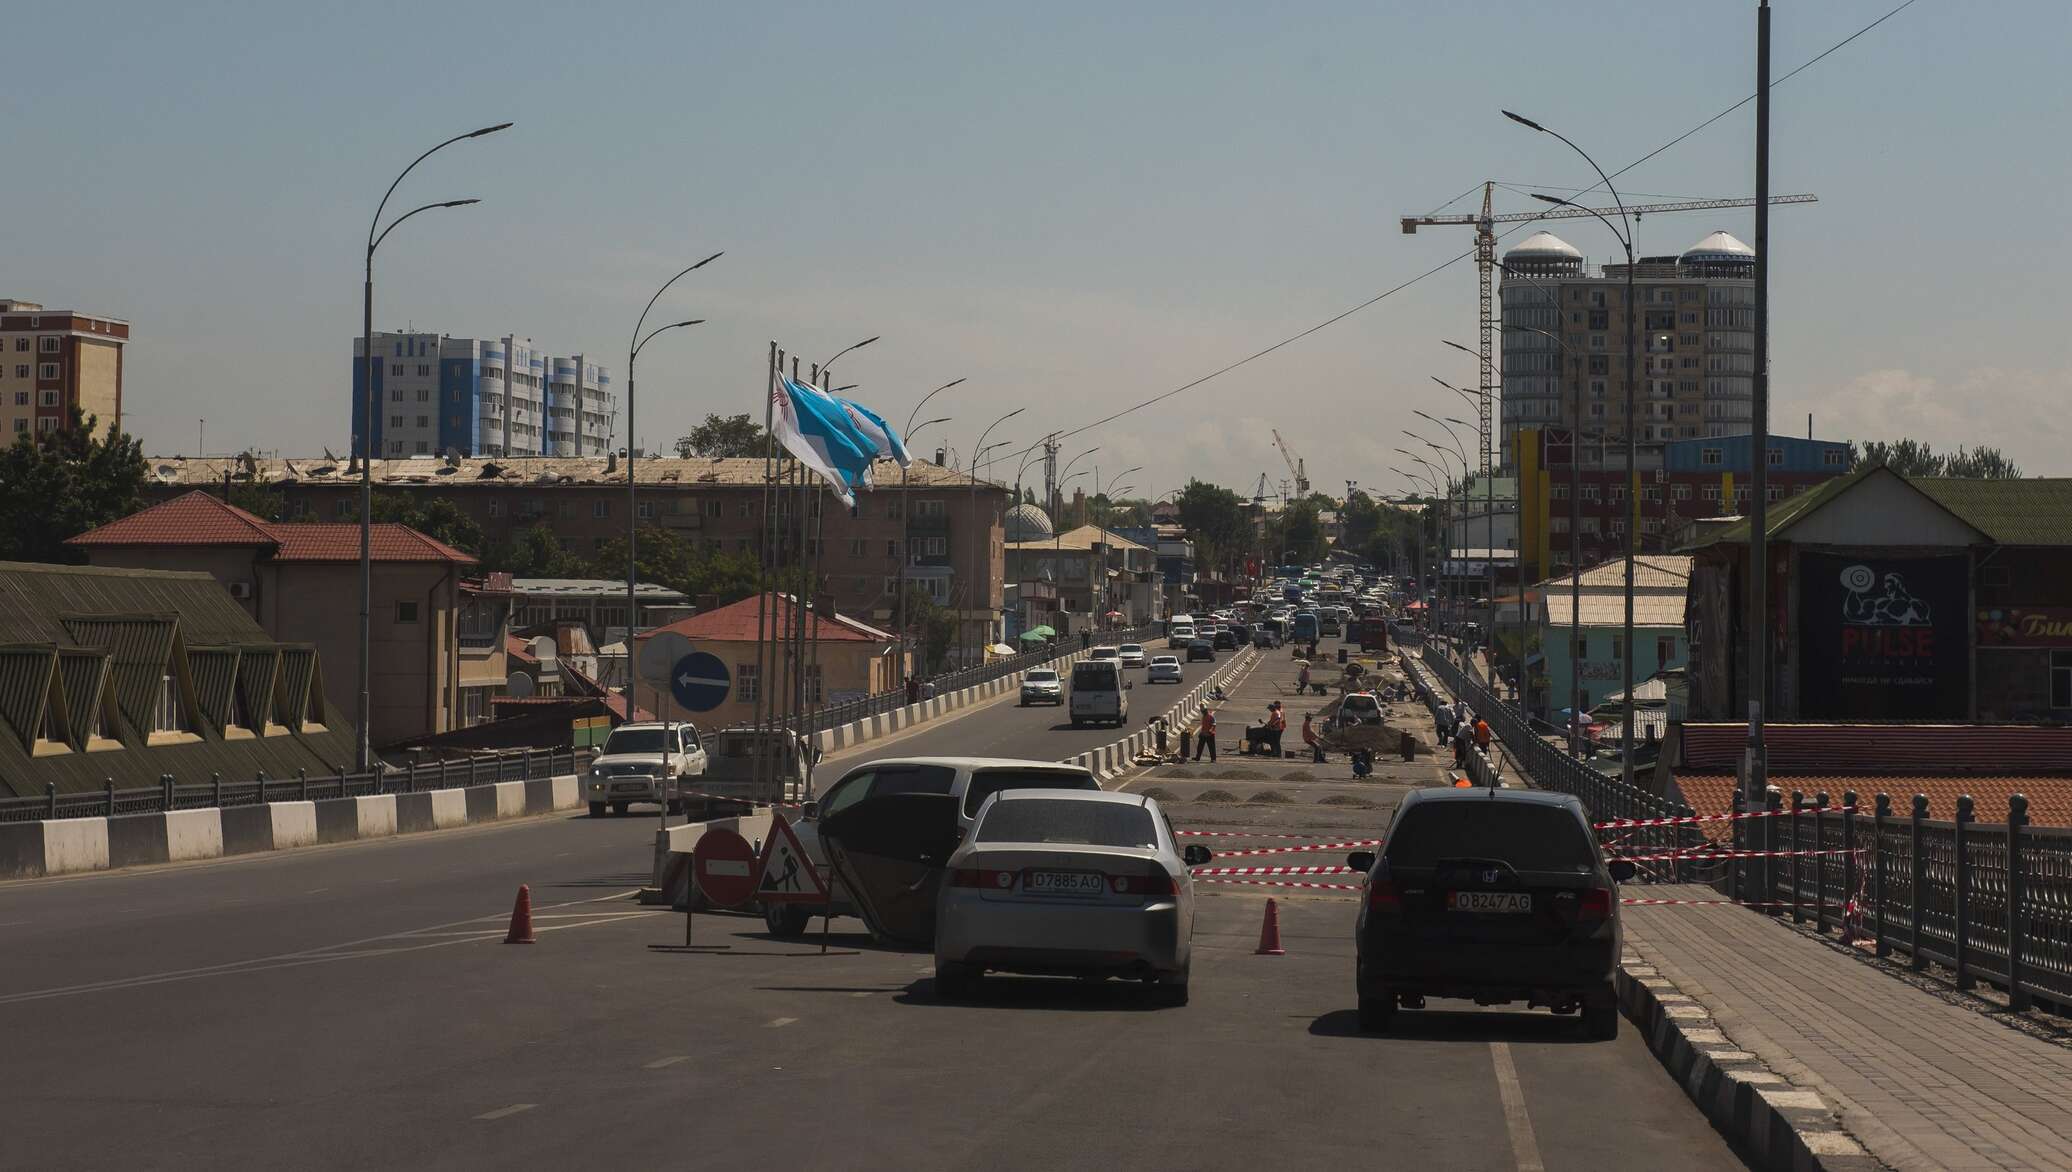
[353,794,397,839]
[492,780,526,819]
[105,812,170,869]
[522,778,557,814]
[395,791,438,834]
[649,807,781,905]
[221,803,275,855]
[270,801,317,849]
[313,796,361,843]
[463,783,499,822]
[0,821,45,878]
[43,817,110,875]
[428,787,467,829]
[164,808,223,862]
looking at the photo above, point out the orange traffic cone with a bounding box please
[504,883,536,944]
[1255,897,1286,956]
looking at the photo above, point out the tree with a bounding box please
[1176,480,1252,573]
[226,479,283,521]
[1271,498,1328,565]
[587,524,800,607]
[1850,438,2023,480]
[1338,490,1384,551]
[674,413,769,458]
[370,493,484,553]
[0,409,147,564]
[896,586,959,673]
[479,523,585,578]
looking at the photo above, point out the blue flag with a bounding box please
[771,374,877,505]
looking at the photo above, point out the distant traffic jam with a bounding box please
[606,560,1633,1038]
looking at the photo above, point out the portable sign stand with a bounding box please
[650,826,757,953]
[756,812,837,953]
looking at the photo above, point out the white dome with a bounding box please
[1505,231,1582,261]
[1006,502,1054,542]
[1682,230,1755,263]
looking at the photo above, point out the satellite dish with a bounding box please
[505,671,536,699]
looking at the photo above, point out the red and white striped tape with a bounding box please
[1620,897,1798,907]
[1190,864,1357,877]
[1608,845,1870,864]
[1594,805,1858,831]
[1207,838,1385,859]
[1176,829,1348,839]
[1196,877,1364,892]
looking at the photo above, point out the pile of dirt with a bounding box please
[1281,770,1315,782]
[1137,787,1179,802]
[1159,768,1196,779]
[1317,794,1377,808]
[1196,789,1240,803]
[1207,767,1267,781]
[1246,790,1293,804]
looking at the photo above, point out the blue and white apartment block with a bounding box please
[352,331,614,458]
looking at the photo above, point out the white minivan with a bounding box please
[1069,658,1129,727]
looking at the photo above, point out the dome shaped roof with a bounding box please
[1681,230,1755,263]
[1505,231,1582,261]
[1006,502,1054,542]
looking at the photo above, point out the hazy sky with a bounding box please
[11,1,2068,498]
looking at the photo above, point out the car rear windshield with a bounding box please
[1025,670,1057,682]
[963,769,1099,817]
[1072,662,1119,688]
[975,798,1157,847]
[1384,802,1596,872]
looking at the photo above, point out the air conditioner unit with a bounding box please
[227,581,253,600]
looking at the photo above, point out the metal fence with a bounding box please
[1731,788,2071,1011]
[1414,645,1702,873]
[0,746,592,825]
[775,624,1165,735]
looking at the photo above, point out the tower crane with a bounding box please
[1251,472,1271,507]
[1271,429,1309,498]
[1400,183,1818,478]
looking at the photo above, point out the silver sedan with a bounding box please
[935,789,1208,1005]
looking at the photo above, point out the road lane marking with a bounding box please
[1488,1042,1545,1172]
[644,1055,690,1069]
[475,1104,537,1121]
[766,1017,798,1028]
[305,888,329,894]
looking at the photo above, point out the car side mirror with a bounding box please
[1182,844,1212,867]
[1347,850,1377,873]
[800,801,820,822]
[1607,858,1636,883]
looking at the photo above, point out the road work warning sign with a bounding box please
[757,812,831,904]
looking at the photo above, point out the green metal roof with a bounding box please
[1911,478,2072,546]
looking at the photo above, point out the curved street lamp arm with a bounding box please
[634,319,705,361]
[373,200,479,255]
[632,253,725,355]
[906,378,967,434]
[818,336,882,379]
[1504,111,1630,247]
[369,123,511,254]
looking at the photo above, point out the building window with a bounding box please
[1611,637,1624,661]
[1673,484,1691,501]
[416,415,429,428]
[914,499,946,518]
[154,670,190,734]
[1768,447,1784,466]
[486,499,502,518]
[1657,636,1676,663]
[12,338,24,351]
[1551,484,1568,500]
[1609,486,1625,503]
[417,388,430,402]
[390,388,403,402]
[37,363,59,380]
[36,417,57,433]
[887,539,901,558]
[703,499,724,517]
[38,336,60,354]
[13,365,26,378]
[391,364,404,376]
[636,500,655,519]
[414,440,428,453]
[1580,485,1600,502]
[737,663,760,703]
[593,500,610,519]
[2052,652,2072,708]
[12,419,24,434]
[1701,447,1722,466]
[1824,450,1845,467]
[850,539,867,557]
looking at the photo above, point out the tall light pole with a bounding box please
[1440,344,1510,704]
[1749,0,1774,816]
[1509,107,1639,790]
[624,305,708,673]
[967,407,1025,665]
[1506,322,1587,752]
[1391,466,1436,616]
[1408,432,1467,664]
[1099,465,1142,626]
[894,377,965,677]
[1397,445,1453,647]
[1055,446,1099,524]
[358,120,509,772]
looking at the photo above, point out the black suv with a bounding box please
[1348,788,1632,1038]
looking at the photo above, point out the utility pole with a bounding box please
[1747,0,1773,807]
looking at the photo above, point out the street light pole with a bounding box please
[966,408,1025,666]
[897,411,953,677]
[1510,107,1639,790]
[1100,465,1142,626]
[1507,322,1587,754]
[624,306,709,682]
[358,120,509,772]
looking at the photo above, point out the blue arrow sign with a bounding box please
[670,652,730,713]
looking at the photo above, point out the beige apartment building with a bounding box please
[67,490,488,749]
[1499,230,1757,455]
[0,299,129,439]
[143,454,1011,659]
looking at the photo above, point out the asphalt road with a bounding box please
[0,637,1750,1170]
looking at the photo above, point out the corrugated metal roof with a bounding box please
[61,616,174,736]
[1534,554,1690,592]
[1911,478,2072,546]
[0,646,54,752]
[56,650,109,747]
[235,648,279,730]
[1541,591,1687,628]
[146,454,997,492]
[188,648,240,731]
[1008,524,1151,554]
[275,647,315,728]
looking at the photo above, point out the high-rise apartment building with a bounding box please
[0,299,129,440]
[1500,229,1757,455]
[351,332,613,459]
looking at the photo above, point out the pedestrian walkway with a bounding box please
[1627,892,2072,1171]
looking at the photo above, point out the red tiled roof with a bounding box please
[66,490,275,546]
[66,490,474,564]
[1677,773,2072,828]
[1679,723,2072,775]
[642,593,884,644]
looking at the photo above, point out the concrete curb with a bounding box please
[1618,954,1877,1171]
[812,650,1099,757]
[0,773,585,882]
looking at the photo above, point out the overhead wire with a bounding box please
[1000,0,1923,465]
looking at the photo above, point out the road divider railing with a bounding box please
[0,755,592,880]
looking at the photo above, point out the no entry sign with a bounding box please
[692,827,757,908]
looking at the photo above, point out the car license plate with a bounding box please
[1025,870,1105,896]
[612,782,648,793]
[1449,891,1531,914]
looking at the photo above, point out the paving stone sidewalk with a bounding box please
[1625,896,2072,1171]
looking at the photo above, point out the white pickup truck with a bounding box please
[583,721,708,816]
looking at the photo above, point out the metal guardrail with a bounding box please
[1414,645,1701,872]
[0,746,592,825]
[774,624,1166,735]
[1732,788,2070,1012]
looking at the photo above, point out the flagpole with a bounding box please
[752,343,777,796]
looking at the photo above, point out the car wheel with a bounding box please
[935,960,978,1000]
[588,801,606,817]
[1358,992,1395,1033]
[610,801,629,816]
[763,902,812,938]
[1583,995,1620,1041]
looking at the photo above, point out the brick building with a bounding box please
[0,298,128,439]
[142,454,1010,658]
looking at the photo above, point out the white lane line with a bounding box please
[850,991,872,998]
[1488,1042,1545,1172]
[644,1055,690,1069]
[305,888,329,895]
[475,1103,537,1121]
[766,1017,798,1028]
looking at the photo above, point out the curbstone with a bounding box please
[1617,955,1877,1171]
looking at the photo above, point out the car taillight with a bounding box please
[950,868,1016,890]
[1367,878,1401,911]
[1110,871,1179,896]
[1579,887,1613,919]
